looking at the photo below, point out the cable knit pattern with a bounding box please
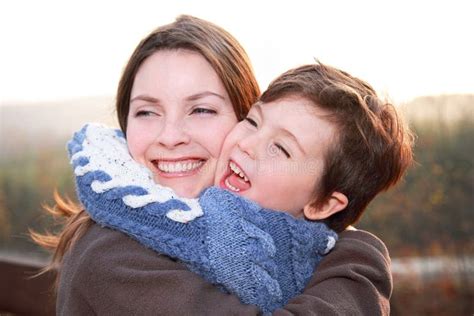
[68,123,338,313]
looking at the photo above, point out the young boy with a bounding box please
[69,62,413,313]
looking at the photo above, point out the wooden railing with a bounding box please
[0,256,55,315]
[2,253,471,315]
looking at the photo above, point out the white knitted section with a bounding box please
[323,236,336,254]
[70,123,203,223]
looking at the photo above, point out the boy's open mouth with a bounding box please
[220,160,251,192]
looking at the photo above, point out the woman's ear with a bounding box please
[303,192,348,220]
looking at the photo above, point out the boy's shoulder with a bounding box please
[312,227,392,290]
[338,227,390,258]
[274,228,392,315]
[317,227,391,278]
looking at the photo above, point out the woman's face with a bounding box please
[127,49,238,198]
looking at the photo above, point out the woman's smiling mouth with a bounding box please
[152,159,205,177]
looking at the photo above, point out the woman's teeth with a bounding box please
[229,161,249,182]
[157,160,204,173]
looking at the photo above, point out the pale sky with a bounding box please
[1,0,473,105]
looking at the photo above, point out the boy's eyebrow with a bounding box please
[256,102,307,155]
[280,127,307,155]
[252,102,264,116]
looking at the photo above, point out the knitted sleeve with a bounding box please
[68,123,338,313]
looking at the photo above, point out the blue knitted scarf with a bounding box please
[68,123,337,313]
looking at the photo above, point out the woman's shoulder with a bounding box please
[63,222,185,271]
[57,223,187,314]
[58,222,260,315]
[73,222,140,254]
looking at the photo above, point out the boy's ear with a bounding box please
[303,192,348,220]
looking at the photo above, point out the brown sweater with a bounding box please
[58,223,391,315]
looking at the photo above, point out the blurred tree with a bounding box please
[0,189,11,239]
[0,95,473,259]
[359,95,474,257]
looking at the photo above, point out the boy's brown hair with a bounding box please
[260,62,414,232]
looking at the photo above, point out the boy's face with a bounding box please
[215,96,337,217]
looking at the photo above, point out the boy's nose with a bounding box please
[237,134,258,160]
[155,121,191,149]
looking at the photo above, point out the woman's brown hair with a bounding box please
[32,15,260,285]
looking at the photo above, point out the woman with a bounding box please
[35,15,392,315]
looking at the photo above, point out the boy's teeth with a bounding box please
[225,178,240,192]
[229,161,249,182]
[157,161,203,173]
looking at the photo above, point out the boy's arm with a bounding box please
[273,229,392,316]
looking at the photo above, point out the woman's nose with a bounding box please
[156,120,191,148]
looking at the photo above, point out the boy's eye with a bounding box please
[245,117,258,127]
[191,108,217,115]
[274,143,291,159]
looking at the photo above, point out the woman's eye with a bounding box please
[275,143,291,159]
[136,110,155,117]
[191,108,217,115]
[245,117,258,127]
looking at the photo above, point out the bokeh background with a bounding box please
[1,1,473,314]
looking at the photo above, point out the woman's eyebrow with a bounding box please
[130,92,225,104]
[186,91,226,102]
[130,95,160,103]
